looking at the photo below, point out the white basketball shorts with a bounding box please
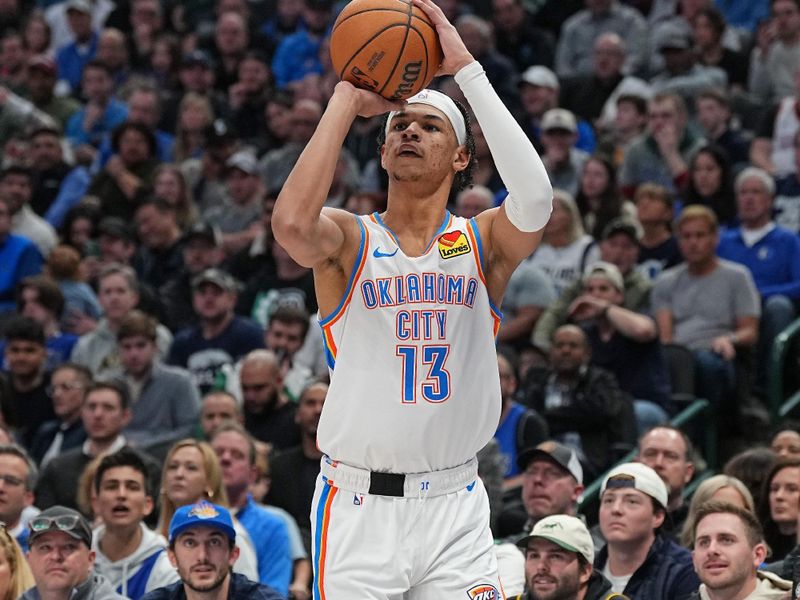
[310,456,505,600]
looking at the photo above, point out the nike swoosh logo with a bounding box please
[466,481,476,491]
[373,247,398,258]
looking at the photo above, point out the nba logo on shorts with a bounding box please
[466,584,499,599]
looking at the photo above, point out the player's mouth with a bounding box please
[111,504,130,516]
[398,144,421,157]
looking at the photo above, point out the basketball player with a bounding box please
[272,0,553,596]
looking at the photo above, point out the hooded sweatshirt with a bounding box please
[92,524,180,600]
[693,571,792,600]
[20,573,128,600]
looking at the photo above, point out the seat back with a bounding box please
[663,343,696,404]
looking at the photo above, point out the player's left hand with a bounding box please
[411,0,474,76]
[333,80,405,117]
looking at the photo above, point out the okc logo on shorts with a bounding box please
[466,584,499,599]
[438,230,471,259]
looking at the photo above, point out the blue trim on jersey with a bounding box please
[322,329,335,371]
[371,212,400,246]
[319,216,366,327]
[313,478,333,600]
[468,217,503,319]
[432,210,452,247]
[373,210,453,256]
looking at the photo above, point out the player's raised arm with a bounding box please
[414,0,553,270]
[272,84,402,268]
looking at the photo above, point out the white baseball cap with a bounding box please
[517,515,595,564]
[541,108,577,133]
[519,65,559,90]
[583,261,624,292]
[601,462,668,508]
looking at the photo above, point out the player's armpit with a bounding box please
[494,197,547,261]
[475,205,544,303]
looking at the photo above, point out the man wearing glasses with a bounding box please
[508,442,585,542]
[29,362,91,467]
[21,505,127,600]
[512,514,628,600]
[0,444,39,552]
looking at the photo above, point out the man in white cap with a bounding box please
[594,462,700,599]
[540,108,589,197]
[568,259,672,431]
[513,514,629,600]
[517,65,595,155]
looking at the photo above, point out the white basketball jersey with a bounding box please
[316,211,502,473]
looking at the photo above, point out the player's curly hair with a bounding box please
[376,98,476,194]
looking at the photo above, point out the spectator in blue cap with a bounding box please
[140,500,283,600]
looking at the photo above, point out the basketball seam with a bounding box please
[335,23,409,83]
[377,0,412,96]
[332,9,436,33]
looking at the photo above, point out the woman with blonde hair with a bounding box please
[153,164,198,230]
[173,93,214,163]
[680,474,755,547]
[528,189,599,297]
[0,524,35,600]
[157,439,259,579]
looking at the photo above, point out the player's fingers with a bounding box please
[411,0,445,22]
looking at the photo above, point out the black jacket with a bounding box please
[28,418,87,465]
[140,572,284,600]
[519,365,636,478]
[594,534,700,600]
[21,573,127,600]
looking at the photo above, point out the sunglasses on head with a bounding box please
[30,515,81,532]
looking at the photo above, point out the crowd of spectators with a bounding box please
[0,0,800,597]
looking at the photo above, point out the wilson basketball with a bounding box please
[329,0,442,100]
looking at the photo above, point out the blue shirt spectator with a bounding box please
[236,495,292,595]
[0,219,43,314]
[65,98,128,148]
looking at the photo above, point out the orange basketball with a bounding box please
[329,0,442,100]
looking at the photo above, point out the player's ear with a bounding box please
[452,146,470,173]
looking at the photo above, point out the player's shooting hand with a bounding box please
[411,0,474,75]
[334,81,405,118]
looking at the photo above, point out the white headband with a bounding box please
[385,89,467,145]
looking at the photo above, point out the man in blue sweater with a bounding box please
[210,422,292,596]
[717,166,800,382]
[0,196,42,316]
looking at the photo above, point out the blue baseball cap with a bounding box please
[169,501,236,543]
